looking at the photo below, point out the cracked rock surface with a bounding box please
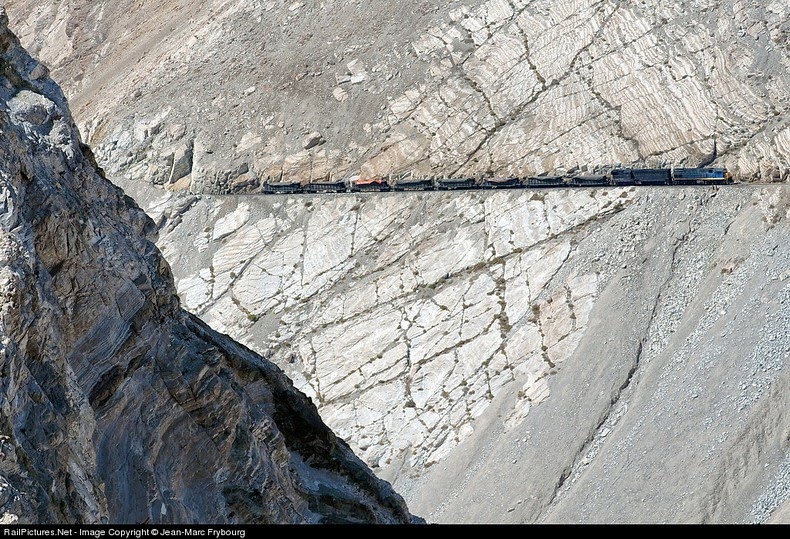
[5,0,790,192]
[128,185,632,471]
[0,12,418,525]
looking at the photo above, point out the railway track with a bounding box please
[257,167,735,195]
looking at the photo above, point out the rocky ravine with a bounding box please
[5,0,788,524]
[0,12,419,524]
[5,0,790,192]
[118,176,790,523]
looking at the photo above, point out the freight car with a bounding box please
[393,178,435,191]
[262,181,303,194]
[525,175,565,187]
[303,180,347,193]
[350,178,390,192]
[611,168,672,185]
[438,177,478,190]
[569,174,609,187]
[480,177,522,189]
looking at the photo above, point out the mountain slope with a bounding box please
[0,10,418,524]
[5,0,789,193]
[116,175,790,524]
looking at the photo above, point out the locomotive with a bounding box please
[262,167,732,195]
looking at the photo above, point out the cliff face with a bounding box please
[0,11,418,524]
[5,0,790,192]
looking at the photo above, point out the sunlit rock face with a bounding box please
[5,0,789,192]
[0,12,419,525]
[146,188,628,470]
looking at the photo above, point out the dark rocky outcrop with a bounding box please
[0,10,419,524]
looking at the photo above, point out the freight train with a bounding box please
[262,167,732,195]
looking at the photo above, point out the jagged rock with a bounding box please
[8,90,58,126]
[0,14,419,525]
[303,131,325,150]
[167,141,193,184]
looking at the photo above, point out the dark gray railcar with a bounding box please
[526,175,566,187]
[610,169,634,185]
[569,174,609,187]
[438,177,478,190]
[393,178,435,191]
[304,180,348,193]
[263,181,304,194]
[351,179,391,192]
[631,168,671,185]
[481,177,522,189]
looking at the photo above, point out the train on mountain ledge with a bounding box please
[261,167,733,195]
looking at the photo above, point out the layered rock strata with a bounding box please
[0,12,418,524]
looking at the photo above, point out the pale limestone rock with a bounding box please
[177,272,212,311]
[232,263,282,313]
[144,187,627,473]
[505,353,552,430]
[548,331,584,366]
[408,303,461,366]
[528,241,572,296]
[333,87,349,102]
[410,352,455,409]
[505,324,543,366]
[210,225,266,299]
[568,273,599,329]
[211,202,250,241]
[302,199,356,283]
[415,226,488,284]
[485,194,550,257]
[541,289,575,348]
[504,257,532,324]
